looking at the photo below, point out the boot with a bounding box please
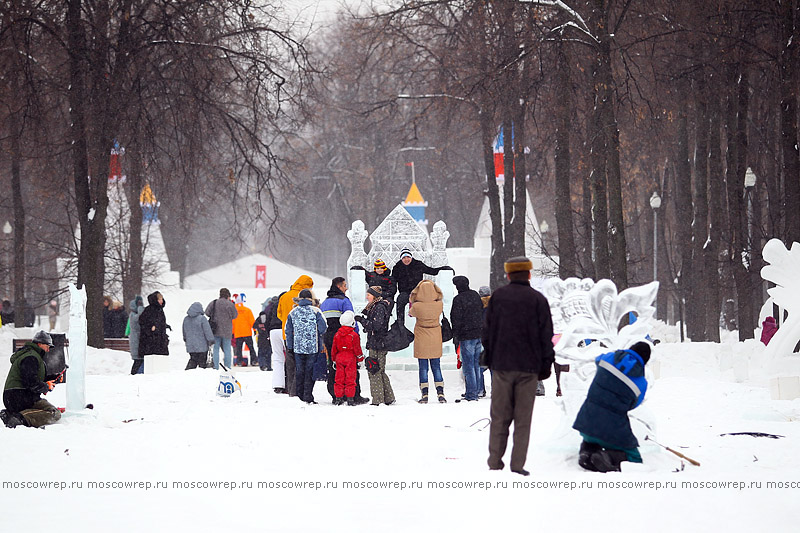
[355,396,370,405]
[578,441,602,471]
[333,397,344,406]
[346,396,356,406]
[1,409,26,428]
[418,385,429,404]
[590,449,628,473]
[436,382,446,403]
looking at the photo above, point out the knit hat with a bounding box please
[504,256,533,273]
[340,310,355,328]
[400,248,412,259]
[478,286,491,297]
[374,258,387,269]
[629,341,651,364]
[298,289,313,299]
[452,275,470,291]
[367,286,383,298]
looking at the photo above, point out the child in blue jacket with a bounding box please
[573,341,651,472]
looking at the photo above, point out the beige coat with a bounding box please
[409,280,444,359]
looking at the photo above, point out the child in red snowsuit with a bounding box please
[332,311,364,406]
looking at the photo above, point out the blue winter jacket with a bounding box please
[285,299,327,355]
[573,349,649,449]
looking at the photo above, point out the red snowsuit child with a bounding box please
[332,324,364,403]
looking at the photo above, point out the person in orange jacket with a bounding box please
[232,293,257,367]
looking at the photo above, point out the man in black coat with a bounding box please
[392,248,452,324]
[451,276,485,401]
[482,257,554,476]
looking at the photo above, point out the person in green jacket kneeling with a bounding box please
[1,331,61,428]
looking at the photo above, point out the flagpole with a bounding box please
[410,161,415,184]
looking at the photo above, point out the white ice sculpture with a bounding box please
[367,204,433,268]
[760,238,800,358]
[67,283,87,412]
[346,220,369,271]
[542,278,659,441]
[429,221,450,268]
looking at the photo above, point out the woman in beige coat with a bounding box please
[409,279,446,403]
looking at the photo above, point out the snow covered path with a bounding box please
[1,330,799,531]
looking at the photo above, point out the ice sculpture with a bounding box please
[346,220,369,271]
[760,238,800,358]
[542,278,659,441]
[66,283,87,412]
[429,221,450,268]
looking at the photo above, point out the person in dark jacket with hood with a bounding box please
[483,257,555,476]
[128,295,145,374]
[183,302,215,369]
[138,291,170,357]
[356,286,395,406]
[320,277,368,404]
[253,296,279,371]
[451,276,485,401]
[392,248,453,324]
[574,342,651,473]
[1,331,61,428]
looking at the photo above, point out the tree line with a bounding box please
[284,0,799,342]
[0,0,311,345]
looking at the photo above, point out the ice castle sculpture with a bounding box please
[347,196,455,360]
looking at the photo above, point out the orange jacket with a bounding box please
[232,303,256,339]
[277,275,314,338]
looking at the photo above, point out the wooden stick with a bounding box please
[645,435,701,466]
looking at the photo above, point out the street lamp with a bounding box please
[649,191,661,320]
[744,168,757,269]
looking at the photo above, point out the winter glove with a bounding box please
[354,315,365,324]
[31,382,50,395]
[441,266,455,271]
[538,363,552,381]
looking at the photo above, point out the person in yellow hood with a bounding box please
[276,275,314,397]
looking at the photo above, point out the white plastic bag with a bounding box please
[217,368,242,397]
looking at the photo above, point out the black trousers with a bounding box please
[186,351,209,370]
[234,336,256,365]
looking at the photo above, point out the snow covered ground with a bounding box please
[1,291,799,532]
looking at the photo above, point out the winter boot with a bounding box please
[578,441,602,471]
[418,385,429,404]
[590,449,628,473]
[1,410,26,428]
[435,382,446,403]
[333,397,344,406]
[346,397,356,406]
[355,396,370,405]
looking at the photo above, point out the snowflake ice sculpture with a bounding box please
[543,278,658,380]
[542,277,659,442]
[760,238,800,358]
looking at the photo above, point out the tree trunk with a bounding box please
[9,108,26,328]
[706,86,724,342]
[780,0,800,244]
[674,81,693,337]
[481,111,506,290]
[555,44,578,278]
[124,145,144,307]
[688,74,709,340]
